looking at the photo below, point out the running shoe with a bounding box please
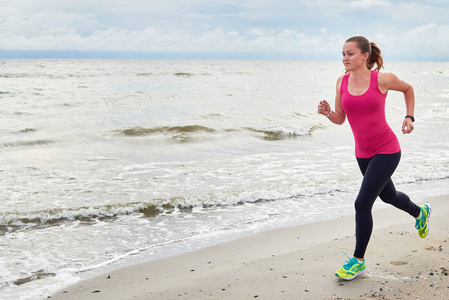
[415,203,431,238]
[335,253,366,280]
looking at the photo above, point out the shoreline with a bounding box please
[49,194,449,299]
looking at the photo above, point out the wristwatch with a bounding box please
[326,110,332,117]
[405,115,415,122]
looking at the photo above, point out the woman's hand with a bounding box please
[402,118,414,134]
[318,100,331,116]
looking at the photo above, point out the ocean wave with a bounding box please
[2,139,55,148]
[0,185,320,228]
[0,168,440,227]
[0,179,349,230]
[14,128,37,134]
[244,125,323,140]
[174,72,193,76]
[113,124,321,142]
[173,72,212,76]
[115,125,217,137]
[10,270,56,286]
[198,113,226,120]
[135,72,211,77]
[0,203,161,228]
[0,74,28,78]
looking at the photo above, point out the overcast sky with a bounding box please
[1,0,448,60]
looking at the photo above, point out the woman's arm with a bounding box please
[318,76,346,125]
[379,72,415,134]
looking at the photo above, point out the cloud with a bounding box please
[0,0,448,60]
[0,0,343,58]
[349,0,391,9]
[0,24,341,59]
[402,23,449,52]
[370,23,449,61]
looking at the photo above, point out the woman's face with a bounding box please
[342,41,369,72]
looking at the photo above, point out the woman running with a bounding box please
[318,35,431,280]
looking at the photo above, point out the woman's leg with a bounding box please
[353,151,419,259]
[378,180,420,217]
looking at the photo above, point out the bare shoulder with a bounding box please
[378,72,399,85]
[336,74,345,83]
[336,74,344,90]
[378,71,410,92]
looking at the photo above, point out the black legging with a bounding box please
[353,151,421,258]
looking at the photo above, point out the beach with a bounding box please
[1,60,448,299]
[49,194,449,300]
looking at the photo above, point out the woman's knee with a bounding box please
[354,197,373,215]
[379,195,393,204]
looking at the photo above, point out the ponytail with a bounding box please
[345,36,384,71]
[367,42,383,71]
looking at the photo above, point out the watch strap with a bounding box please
[405,115,415,122]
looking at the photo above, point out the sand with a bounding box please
[49,195,449,299]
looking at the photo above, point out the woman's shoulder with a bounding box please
[377,71,399,79]
[336,74,347,83]
[336,74,344,90]
[378,71,411,92]
[377,72,400,86]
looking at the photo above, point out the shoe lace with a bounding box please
[415,218,423,230]
[341,251,358,269]
[415,207,425,230]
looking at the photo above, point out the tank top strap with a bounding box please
[370,70,382,94]
[340,73,350,93]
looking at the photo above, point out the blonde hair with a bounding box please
[345,36,384,71]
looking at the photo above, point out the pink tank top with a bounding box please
[341,71,401,158]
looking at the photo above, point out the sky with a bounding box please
[0,0,448,61]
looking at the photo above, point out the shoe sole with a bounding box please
[420,204,431,238]
[335,268,366,280]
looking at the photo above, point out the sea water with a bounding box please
[0,59,448,299]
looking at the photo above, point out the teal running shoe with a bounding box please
[415,203,431,238]
[335,252,366,280]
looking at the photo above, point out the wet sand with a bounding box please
[49,195,449,299]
